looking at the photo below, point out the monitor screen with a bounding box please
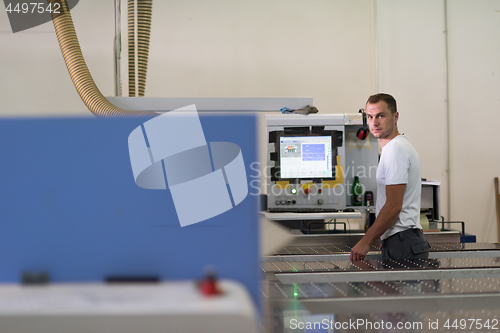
[279,136,332,179]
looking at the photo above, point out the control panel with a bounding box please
[269,181,344,212]
[265,114,378,213]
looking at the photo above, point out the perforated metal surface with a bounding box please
[262,278,500,300]
[262,257,500,274]
[261,275,500,332]
[431,242,500,251]
[262,310,500,333]
[273,242,500,256]
[261,246,500,332]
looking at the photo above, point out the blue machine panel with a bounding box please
[0,114,260,306]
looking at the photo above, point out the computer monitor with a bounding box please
[279,135,332,179]
[270,129,342,182]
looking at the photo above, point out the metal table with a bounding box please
[261,236,500,332]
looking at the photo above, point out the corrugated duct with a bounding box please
[128,0,152,97]
[48,0,155,117]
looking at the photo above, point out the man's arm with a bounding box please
[350,184,406,261]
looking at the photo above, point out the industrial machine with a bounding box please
[5,1,499,332]
[259,113,500,332]
[266,113,378,214]
[0,115,262,333]
[261,235,500,333]
[263,114,473,242]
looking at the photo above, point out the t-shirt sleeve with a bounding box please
[383,145,410,185]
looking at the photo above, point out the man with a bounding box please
[350,93,428,262]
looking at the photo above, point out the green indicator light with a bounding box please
[294,292,298,297]
[291,188,297,194]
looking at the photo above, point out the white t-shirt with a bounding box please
[376,135,422,240]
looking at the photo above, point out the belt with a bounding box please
[382,228,422,247]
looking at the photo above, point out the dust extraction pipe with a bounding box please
[128,0,152,97]
[48,0,155,117]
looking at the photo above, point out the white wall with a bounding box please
[0,1,116,116]
[0,0,374,116]
[375,0,500,242]
[377,0,449,220]
[376,0,500,242]
[447,0,500,243]
[143,0,375,114]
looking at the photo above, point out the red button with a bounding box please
[304,188,311,195]
[200,278,219,296]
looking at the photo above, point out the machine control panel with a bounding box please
[265,114,378,213]
[268,182,342,212]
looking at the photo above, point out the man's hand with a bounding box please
[350,184,405,262]
[350,240,371,261]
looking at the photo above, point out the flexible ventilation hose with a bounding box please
[128,0,153,97]
[48,0,155,117]
[127,0,135,97]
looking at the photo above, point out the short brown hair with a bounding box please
[366,93,397,114]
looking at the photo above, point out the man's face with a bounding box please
[366,101,398,139]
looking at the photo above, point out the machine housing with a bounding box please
[266,114,379,212]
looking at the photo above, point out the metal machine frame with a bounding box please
[266,114,379,213]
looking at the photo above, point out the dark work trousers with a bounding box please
[381,228,430,263]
